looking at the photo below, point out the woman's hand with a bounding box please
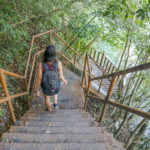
[36,89,40,97]
[64,80,67,85]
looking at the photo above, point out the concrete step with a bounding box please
[20,117,90,122]
[15,120,97,127]
[28,109,84,113]
[9,126,101,134]
[23,112,90,118]
[2,133,111,143]
[0,143,124,150]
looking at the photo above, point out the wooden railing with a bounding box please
[89,48,117,74]
[0,30,84,124]
[82,53,150,123]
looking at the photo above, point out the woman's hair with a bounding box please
[43,45,57,63]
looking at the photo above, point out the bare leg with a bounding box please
[44,95,51,111]
[52,94,58,104]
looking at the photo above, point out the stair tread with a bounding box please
[0,143,124,150]
[9,126,101,134]
[2,132,119,144]
[20,117,91,122]
[14,120,97,127]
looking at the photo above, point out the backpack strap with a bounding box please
[42,62,58,72]
[42,63,49,73]
[54,62,58,72]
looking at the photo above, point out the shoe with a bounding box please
[45,108,51,111]
[54,104,59,109]
[45,108,49,111]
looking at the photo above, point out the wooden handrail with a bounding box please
[0,92,28,104]
[90,48,117,69]
[91,62,150,81]
[0,69,25,79]
[86,95,150,120]
[83,51,150,124]
[51,31,84,60]
[0,30,84,124]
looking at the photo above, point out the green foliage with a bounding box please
[0,108,3,117]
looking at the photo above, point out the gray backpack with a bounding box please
[41,63,59,93]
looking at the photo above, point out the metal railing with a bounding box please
[0,30,84,124]
[82,53,150,123]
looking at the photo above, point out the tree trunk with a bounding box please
[127,120,148,150]
[125,118,147,149]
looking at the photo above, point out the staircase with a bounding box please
[0,109,124,150]
[0,66,124,150]
[1,30,149,150]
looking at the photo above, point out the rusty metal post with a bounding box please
[0,72,16,123]
[74,53,77,72]
[49,31,52,44]
[99,76,117,123]
[81,56,87,86]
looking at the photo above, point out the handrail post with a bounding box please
[0,72,16,123]
[84,53,91,111]
[81,56,87,86]
[97,52,100,63]
[93,49,96,60]
[98,72,104,93]
[74,53,77,72]
[49,31,52,44]
[99,76,117,123]
[24,77,30,108]
[84,78,91,110]
[100,51,105,66]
